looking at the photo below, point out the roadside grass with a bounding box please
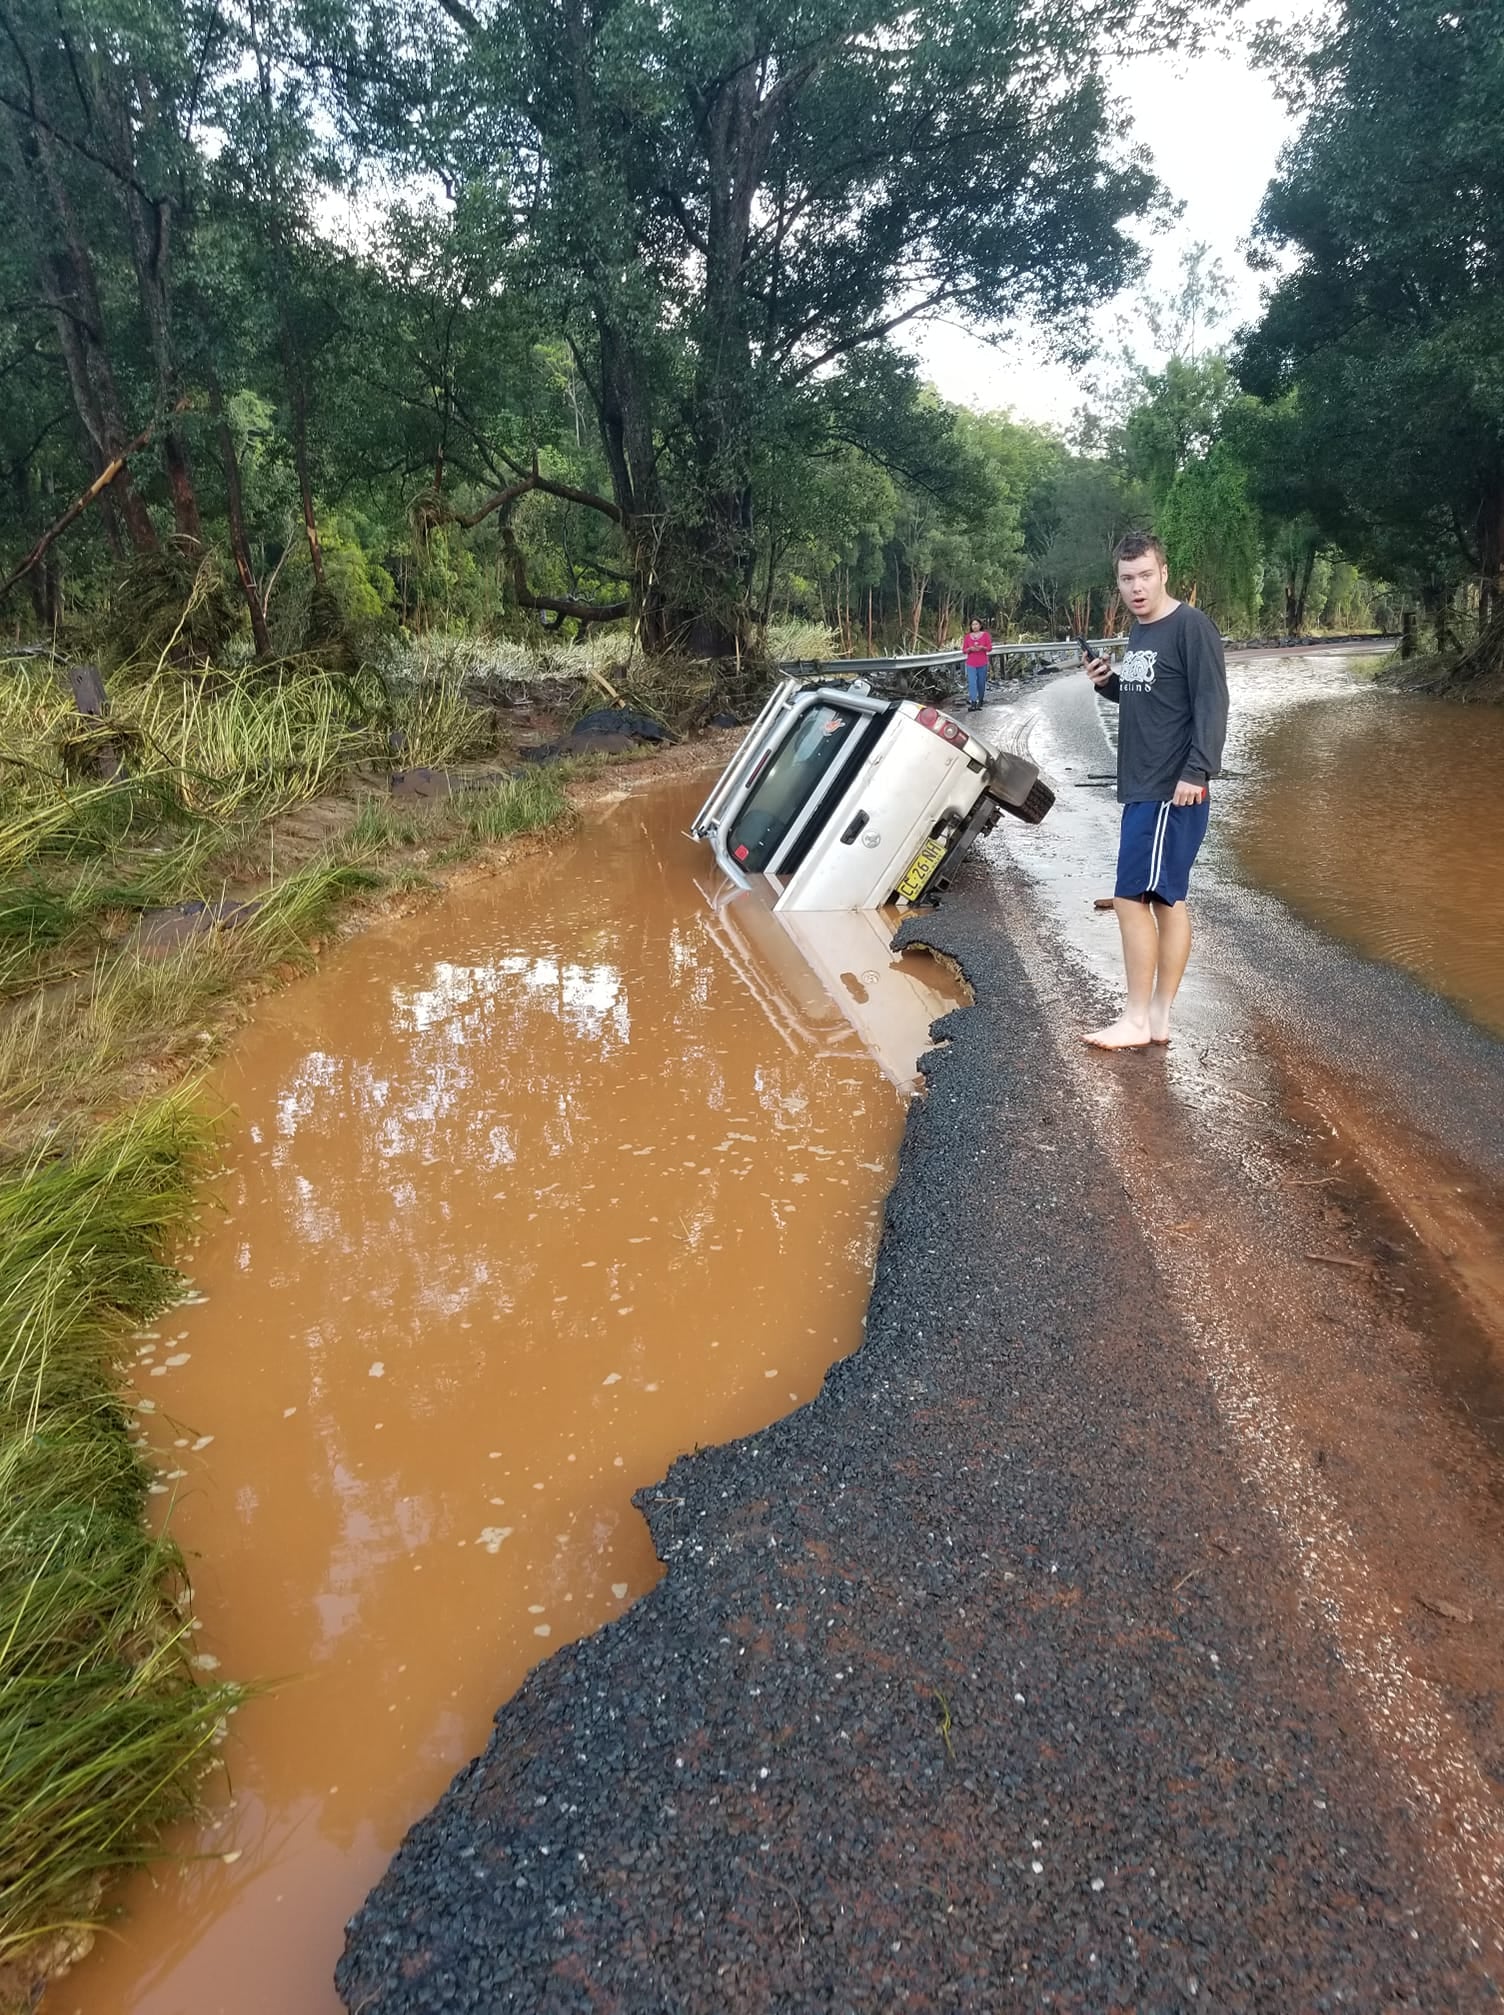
[456,766,575,845]
[0,653,607,2004]
[0,1094,245,1992]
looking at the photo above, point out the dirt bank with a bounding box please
[1378,654,1504,704]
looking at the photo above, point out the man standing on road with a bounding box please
[1081,532,1228,1050]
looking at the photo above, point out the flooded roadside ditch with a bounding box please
[1220,660,1504,1038]
[63,769,962,2015]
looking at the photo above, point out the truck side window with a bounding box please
[726,705,858,872]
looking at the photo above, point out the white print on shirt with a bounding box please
[1118,649,1158,688]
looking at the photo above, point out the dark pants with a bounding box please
[966,660,988,706]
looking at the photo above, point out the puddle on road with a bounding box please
[65,771,962,2015]
[1229,685,1504,1037]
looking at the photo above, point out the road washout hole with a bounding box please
[62,770,965,2015]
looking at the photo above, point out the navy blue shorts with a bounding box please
[1115,793,1210,905]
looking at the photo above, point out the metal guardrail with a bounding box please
[774,640,1103,682]
[777,632,1400,681]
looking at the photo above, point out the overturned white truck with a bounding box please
[690,673,1055,911]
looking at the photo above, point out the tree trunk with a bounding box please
[1421,583,1451,654]
[627,487,747,658]
[758,536,782,628]
[248,0,328,590]
[1,108,159,556]
[92,457,127,561]
[162,431,203,548]
[1288,541,1317,634]
[210,378,271,656]
[13,460,47,625]
[103,74,203,547]
[908,571,928,651]
[1478,480,1503,633]
[288,357,326,588]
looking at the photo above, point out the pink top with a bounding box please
[963,630,992,668]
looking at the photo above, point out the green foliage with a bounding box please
[1120,357,1238,508]
[1025,454,1148,635]
[1158,445,1262,631]
[0,0,1437,664]
[1240,0,1504,616]
[0,0,1193,657]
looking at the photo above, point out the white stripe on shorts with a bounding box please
[1146,800,1171,894]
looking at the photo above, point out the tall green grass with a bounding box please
[0,1094,243,1989]
[0,653,497,873]
[0,831,243,1001]
[763,617,838,662]
[0,856,382,1149]
[455,768,574,845]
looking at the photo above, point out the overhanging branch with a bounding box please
[423,466,629,625]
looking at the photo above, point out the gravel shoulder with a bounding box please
[337,789,1504,2010]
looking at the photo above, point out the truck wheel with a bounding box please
[1001,777,1055,825]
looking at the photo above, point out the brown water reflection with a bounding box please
[66,773,961,2015]
[1229,690,1504,1036]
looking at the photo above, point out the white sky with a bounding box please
[903,25,1301,427]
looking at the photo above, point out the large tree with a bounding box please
[1239,0,1504,663]
[341,0,1192,656]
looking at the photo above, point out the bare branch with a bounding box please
[788,286,972,381]
[0,410,159,607]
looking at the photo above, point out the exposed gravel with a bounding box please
[337,879,1498,2011]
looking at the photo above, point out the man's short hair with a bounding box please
[1112,531,1167,568]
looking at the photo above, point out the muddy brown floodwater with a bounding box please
[1226,675,1504,1036]
[65,771,962,2015]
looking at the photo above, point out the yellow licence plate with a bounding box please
[896,836,948,903]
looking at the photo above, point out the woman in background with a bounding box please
[961,617,992,711]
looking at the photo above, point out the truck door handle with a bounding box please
[839,811,869,845]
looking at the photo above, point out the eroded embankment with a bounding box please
[337,890,1498,2014]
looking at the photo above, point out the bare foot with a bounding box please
[1083,1019,1152,1051]
[1148,1004,1172,1045]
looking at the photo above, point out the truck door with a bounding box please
[702,689,889,888]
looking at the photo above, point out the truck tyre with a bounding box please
[1000,776,1055,824]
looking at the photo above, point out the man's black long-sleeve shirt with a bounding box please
[1097,602,1229,803]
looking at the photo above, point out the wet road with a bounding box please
[340,666,1504,2011]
